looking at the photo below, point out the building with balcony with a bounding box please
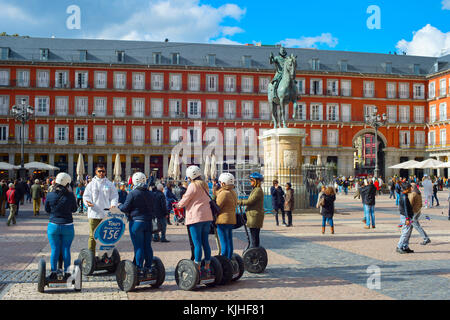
[0,36,449,180]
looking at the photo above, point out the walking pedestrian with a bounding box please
[360,179,377,229]
[284,182,294,227]
[319,186,336,234]
[164,182,177,226]
[0,180,7,216]
[6,183,17,226]
[31,179,43,216]
[270,180,286,226]
[397,183,415,254]
[388,178,395,199]
[422,175,433,208]
[409,182,431,245]
[432,179,440,207]
[153,183,170,243]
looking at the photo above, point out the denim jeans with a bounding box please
[129,220,153,269]
[322,216,334,227]
[395,192,400,206]
[188,221,212,264]
[363,205,375,227]
[411,212,429,241]
[398,222,413,250]
[389,190,394,199]
[217,224,233,259]
[432,193,439,206]
[47,223,75,272]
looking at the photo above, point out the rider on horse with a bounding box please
[270,47,297,98]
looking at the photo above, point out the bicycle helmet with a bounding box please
[55,172,72,187]
[132,172,147,185]
[219,172,235,186]
[186,165,202,180]
[249,172,263,180]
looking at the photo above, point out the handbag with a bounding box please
[201,185,220,221]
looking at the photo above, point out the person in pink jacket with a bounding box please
[176,165,214,279]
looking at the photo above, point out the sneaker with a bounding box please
[396,247,407,254]
[282,222,287,226]
[421,239,431,245]
[63,273,72,281]
[404,248,414,253]
[372,225,376,229]
[364,225,370,229]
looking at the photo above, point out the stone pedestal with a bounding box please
[259,128,308,209]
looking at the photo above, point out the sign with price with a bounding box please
[94,212,126,246]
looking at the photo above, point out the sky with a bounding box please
[0,0,449,57]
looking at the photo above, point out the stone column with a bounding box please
[125,154,131,179]
[87,154,94,178]
[107,154,113,180]
[145,154,151,177]
[304,155,311,165]
[49,154,55,177]
[68,153,74,178]
[8,153,15,179]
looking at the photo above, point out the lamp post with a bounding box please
[10,98,34,179]
[364,106,387,178]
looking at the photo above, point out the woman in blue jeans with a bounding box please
[44,172,77,279]
[319,186,336,234]
[119,172,155,278]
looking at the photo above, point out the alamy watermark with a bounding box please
[66,5,81,30]
[366,265,381,290]
[366,5,381,30]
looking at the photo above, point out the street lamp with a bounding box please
[10,98,34,179]
[364,106,387,178]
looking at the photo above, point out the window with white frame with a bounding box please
[259,77,270,93]
[341,80,351,96]
[440,79,447,97]
[188,100,201,118]
[429,131,436,146]
[133,127,145,145]
[133,98,145,117]
[207,75,218,92]
[94,97,107,116]
[224,100,236,119]
[206,100,218,119]
[310,103,323,121]
[114,72,126,89]
[224,76,236,92]
[132,72,145,90]
[35,125,48,144]
[399,83,409,99]
[17,70,30,87]
[326,104,339,121]
[0,125,8,143]
[386,82,396,99]
[169,74,182,91]
[94,126,106,145]
[151,127,162,145]
[0,95,9,115]
[296,78,306,95]
[55,71,69,88]
[75,126,87,144]
[414,131,425,147]
[364,105,376,118]
[0,70,9,86]
[37,70,49,88]
[399,131,410,147]
[363,81,375,97]
[441,129,447,147]
[310,129,322,147]
[225,128,236,144]
[95,71,107,89]
[151,73,164,90]
[151,99,163,118]
[259,101,270,120]
[169,99,183,117]
[387,106,396,123]
[440,102,447,121]
[170,127,183,144]
[294,102,306,120]
[75,97,88,116]
[310,79,323,95]
[55,126,68,143]
[413,83,425,99]
[16,125,29,143]
[75,71,88,88]
[55,97,68,116]
[241,76,253,93]
[327,130,339,147]
[35,97,49,116]
[188,74,200,91]
[414,106,424,123]
[242,101,253,119]
[429,81,436,99]
[113,126,126,144]
[113,98,126,117]
[399,105,410,123]
[341,104,351,122]
[430,105,437,122]
[327,80,339,96]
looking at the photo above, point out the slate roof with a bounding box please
[0,36,448,76]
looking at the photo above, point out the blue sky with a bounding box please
[0,0,449,57]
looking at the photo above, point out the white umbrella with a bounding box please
[317,154,323,166]
[76,154,85,182]
[0,162,19,170]
[412,159,443,169]
[24,162,59,171]
[173,154,180,181]
[210,154,217,179]
[389,160,419,169]
[113,154,122,182]
[437,161,450,168]
[204,155,211,179]
[167,154,175,179]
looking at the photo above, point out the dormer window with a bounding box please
[207,54,216,67]
[116,50,125,63]
[0,47,10,60]
[242,55,251,68]
[339,60,348,72]
[79,50,87,62]
[384,62,392,74]
[433,61,439,73]
[40,48,49,61]
[171,53,179,65]
[153,52,161,65]
[311,58,320,71]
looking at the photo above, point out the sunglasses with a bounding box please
[97,170,106,173]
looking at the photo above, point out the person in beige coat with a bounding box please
[284,182,294,227]
[215,173,238,259]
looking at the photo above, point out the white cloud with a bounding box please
[442,0,450,10]
[396,24,450,57]
[279,33,338,49]
[209,37,242,45]
[91,0,246,44]
[0,1,38,24]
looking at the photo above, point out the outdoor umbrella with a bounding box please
[24,161,59,171]
[113,154,122,182]
[412,159,443,169]
[173,154,180,181]
[167,153,175,179]
[437,161,450,168]
[0,162,19,170]
[76,153,85,183]
[388,160,419,169]
[210,154,217,180]
[204,155,211,180]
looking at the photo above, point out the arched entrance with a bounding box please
[352,130,387,178]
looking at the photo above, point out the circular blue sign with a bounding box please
[94,218,125,245]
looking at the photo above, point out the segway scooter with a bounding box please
[37,256,82,293]
[239,205,268,273]
[77,208,124,276]
[175,224,223,291]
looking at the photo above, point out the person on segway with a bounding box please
[44,172,78,280]
[237,172,265,248]
[118,172,156,279]
[83,164,119,256]
[176,165,214,280]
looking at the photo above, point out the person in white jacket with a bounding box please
[83,164,119,255]
[422,175,433,209]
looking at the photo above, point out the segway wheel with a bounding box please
[214,255,233,285]
[78,248,96,276]
[231,253,245,281]
[151,256,166,288]
[175,259,199,291]
[116,260,137,292]
[243,247,268,274]
[37,259,46,293]
[106,248,121,273]
[203,256,223,287]
[73,259,83,292]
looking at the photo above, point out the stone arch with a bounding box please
[352,128,388,147]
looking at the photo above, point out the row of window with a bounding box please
[429,78,450,99]
[429,103,448,122]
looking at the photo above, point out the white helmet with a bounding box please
[132,172,147,185]
[219,172,235,186]
[55,172,72,187]
[186,165,202,180]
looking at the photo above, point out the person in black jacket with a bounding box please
[153,184,169,242]
[271,180,286,226]
[397,183,415,254]
[118,172,155,278]
[360,179,377,229]
[319,186,336,234]
[44,172,77,279]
